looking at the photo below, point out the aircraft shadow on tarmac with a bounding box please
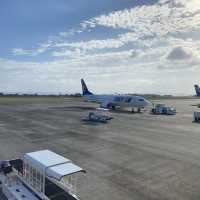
[190,104,200,107]
[81,121,105,126]
[49,106,148,115]
[50,106,148,114]
[110,109,146,114]
[49,106,96,111]
[49,106,150,116]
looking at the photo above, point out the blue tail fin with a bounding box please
[194,84,200,96]
[81,79,93,95]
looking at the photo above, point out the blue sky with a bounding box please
[0,0,156,59]
[0,0,200,94]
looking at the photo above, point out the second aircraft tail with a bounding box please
[81,79,93,95]
[194,84,200,96]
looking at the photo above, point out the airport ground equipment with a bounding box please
[152,104,176,115]
[0,150,86,200]
[82,108,113,123]
[194,112,200,122]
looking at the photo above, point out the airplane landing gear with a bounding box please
[112,105,116,110]
[107,103,116,110]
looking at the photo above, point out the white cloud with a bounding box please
[12,48,32,56]
[167,46,192,60]
[6,0,200,95]
[82,0,200,40]
[12,0,200,57]
[59,29,76,37]
[12,43,51,56]
[52,48,83,57]
[55,38,124,50]
[2,42,200,95]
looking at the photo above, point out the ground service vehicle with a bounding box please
[152,104,176,115]
[0,150,86,200]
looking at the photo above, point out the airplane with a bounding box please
[81,79,150,112]
[194,84,200,97]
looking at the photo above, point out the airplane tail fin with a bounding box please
[81,79,93,95]
[194,84,200,96]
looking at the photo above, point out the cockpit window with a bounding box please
[125,97,132,103]
[139,99,144,101]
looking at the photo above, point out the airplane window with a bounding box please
[114,97,125,102]
[139,99,144,101]
[114,97,121,102]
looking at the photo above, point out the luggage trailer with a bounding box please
[0,150,86,200]
[151,104,176,115]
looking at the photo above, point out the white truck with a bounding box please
[152,104,176,115]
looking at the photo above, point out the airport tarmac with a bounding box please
[0,97,200,200]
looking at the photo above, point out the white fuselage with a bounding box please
[83,94,150,109]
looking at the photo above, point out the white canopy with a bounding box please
[24,150,85,180]
[46,162,84,180]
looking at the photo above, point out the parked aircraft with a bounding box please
[81,79,150,112]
